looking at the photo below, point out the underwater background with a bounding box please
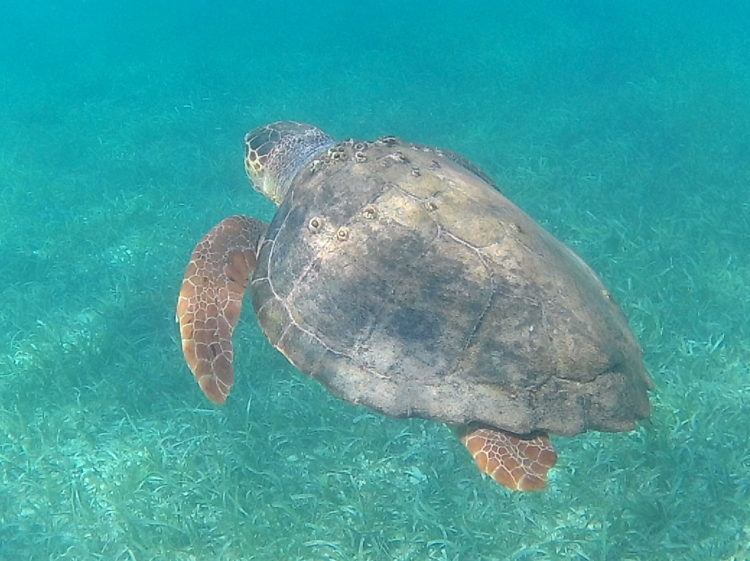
[1,1,749,560]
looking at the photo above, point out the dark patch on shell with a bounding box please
[386,306,440,346]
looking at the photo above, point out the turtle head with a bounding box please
[244,121,334,204]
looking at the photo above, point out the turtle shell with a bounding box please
[250,138,652,436]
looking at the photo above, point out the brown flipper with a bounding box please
[459,426,557,491]
[176,216,267,404]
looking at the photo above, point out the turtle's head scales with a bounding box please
[243,121,334,205]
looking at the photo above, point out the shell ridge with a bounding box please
[440,229,497,378]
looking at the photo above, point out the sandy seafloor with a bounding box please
[1,1,749,560]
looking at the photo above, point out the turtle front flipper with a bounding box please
[459,426,557,491]
[176,216,267,404]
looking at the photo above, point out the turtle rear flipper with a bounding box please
[176,216,267,404]
[459,426,557,491]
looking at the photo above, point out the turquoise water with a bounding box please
[1,1,749,559]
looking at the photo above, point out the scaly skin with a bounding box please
[176,216,266,404]
[460,427,557,491]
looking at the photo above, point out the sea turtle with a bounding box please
[176,121,653,491]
